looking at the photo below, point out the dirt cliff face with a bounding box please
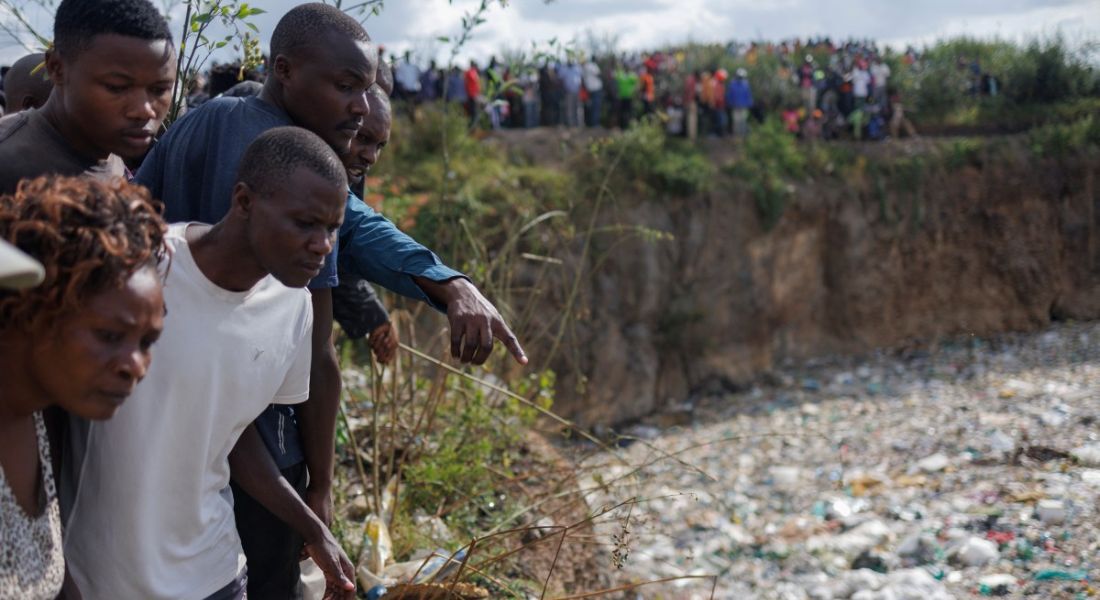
[546,142,1100,426]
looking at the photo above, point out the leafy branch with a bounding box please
[0,0,55,53]
[325,0,385,24]
[166,0,264,126]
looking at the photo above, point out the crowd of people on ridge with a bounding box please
[379,38,945,141]
[0,1,526,599]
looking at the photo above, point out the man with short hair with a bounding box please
[0,0,176,195]
[234,86,400,599]
[65,127,355,600]
[136,4,526,596]
[334,87,397,361]
[2,53,53,113]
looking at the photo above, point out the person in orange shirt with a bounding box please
[712,69,729,135]
[698,70,713,133]
[640,67,655,115]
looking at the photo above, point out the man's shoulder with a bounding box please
[0,110,31,143]
[0,113,34,171]
[161,95,286,142]
[0,111,72,194]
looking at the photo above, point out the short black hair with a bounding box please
[375,59,393,95]
[3,53,52,110]
[367,84,390,116]
[54,0,173,58]
[270,3,370,59]
[237,127,347,197]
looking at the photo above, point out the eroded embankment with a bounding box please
[529,139,1100,426]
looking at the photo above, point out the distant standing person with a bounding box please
[522,70,539,128]
[888,89,918,139]
[799,55,816,113]
[614,65,638,129]
[464,60,481,126]
[639,66,655,115]
[582,57,603,127]
[870,57,891,109]
[394,51,421,103]
[558,60,582,127]
[445,66,466,105]
[727,68,753,139]
[418,59,440,103]
[851,60,871,110]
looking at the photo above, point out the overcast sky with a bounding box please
[2,0,1099,65]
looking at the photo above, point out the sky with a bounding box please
[2,0,1099,65]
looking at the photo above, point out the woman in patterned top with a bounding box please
[0,175,166,599]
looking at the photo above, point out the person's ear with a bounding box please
[20,95,36,111]
[273,54,292,85]
[44,48,65,87]
[231,181,256,219]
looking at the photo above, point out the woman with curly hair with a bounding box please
[0,175,166,599]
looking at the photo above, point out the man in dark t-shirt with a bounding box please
[0,110,127,194]
[0,1,175,195]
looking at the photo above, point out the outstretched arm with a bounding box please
[413,275,526,365]
[339,194,526,366]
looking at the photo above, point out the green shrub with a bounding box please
[943,139,983,170]
[1028,115,1100,159]
[591,118,714,196]
[725,117,805,230]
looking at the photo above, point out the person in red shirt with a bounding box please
[782,106,801,134]
[463,60,481,126]
[640,67,655,115]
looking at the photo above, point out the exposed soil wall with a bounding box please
[540,141,1100,426]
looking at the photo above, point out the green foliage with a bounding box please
[388,367,555,541]
[592,118,715,196]
[907,35,1099,127]
[168,0,265,125]
[1028,115,1100,159]
[943,138,983,170]
[727,117,805,230]
[1001,37,1099,104]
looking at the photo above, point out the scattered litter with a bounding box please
[580,322,1100,598]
